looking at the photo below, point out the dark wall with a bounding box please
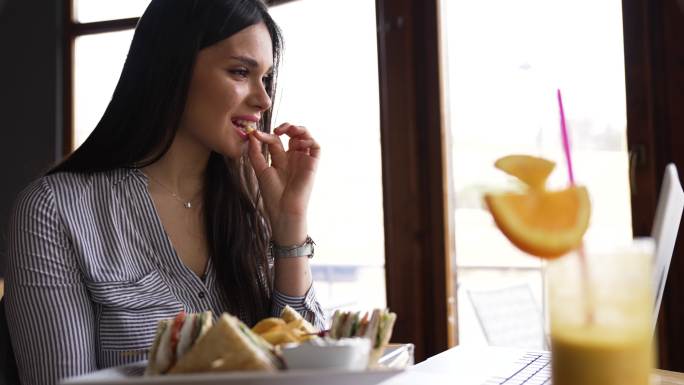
[0,0,64,276]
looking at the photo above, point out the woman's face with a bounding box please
[178,22,274,159]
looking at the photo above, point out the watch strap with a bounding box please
[270,236,315,259]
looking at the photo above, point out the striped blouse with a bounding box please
[4,168,325,385]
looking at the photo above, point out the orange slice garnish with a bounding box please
[495,155,556,190]
[485,155,591,259]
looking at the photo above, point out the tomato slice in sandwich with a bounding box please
[356,312,370,337]
[169,311,187,363]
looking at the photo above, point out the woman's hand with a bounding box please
[247,122,320,246]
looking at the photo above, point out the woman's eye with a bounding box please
[262,74,273,85]
[229,68,249,78]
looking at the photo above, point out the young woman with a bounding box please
[4,1,324,384]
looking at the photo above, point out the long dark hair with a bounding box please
[50,0,282,325]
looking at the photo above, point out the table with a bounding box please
[380,346,684,385]
[655,369,684,385]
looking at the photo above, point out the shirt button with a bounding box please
[198,291,206,299]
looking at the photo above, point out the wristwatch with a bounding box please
[270,236,315,259]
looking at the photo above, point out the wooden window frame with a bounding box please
[623,0,684,372]
[375,0,456,362]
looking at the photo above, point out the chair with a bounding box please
[466,283,547,350]
[651,163,684,329]
[1,297,20,385]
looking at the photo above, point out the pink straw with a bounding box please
[557,88,594,324]
[557,89,575,185]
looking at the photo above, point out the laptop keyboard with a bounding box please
[482,351,551,385]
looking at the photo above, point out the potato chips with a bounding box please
[251,316,316,345]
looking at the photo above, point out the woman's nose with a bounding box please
[250,81,272,112]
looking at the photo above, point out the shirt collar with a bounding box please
[110,168,148,186]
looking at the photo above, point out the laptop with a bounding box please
[651,164,684,329]
[389,346,550,385]
[386,164,684,385]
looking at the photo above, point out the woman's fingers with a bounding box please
[252,129,287,167]
[247,134,269,175]
[288,138,321,158]
[273,123,320,158]
[250,123,321,174]
[274,123,312,139]
[288,138,314,150]
[309,139,321,158]
[252,128,285,150]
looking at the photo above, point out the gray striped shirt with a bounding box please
[4,168,325,385]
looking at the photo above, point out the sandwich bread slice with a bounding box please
[367,309,397,366]
[169,313,282,374]
[329,308,397,367]
[145,311,213,375]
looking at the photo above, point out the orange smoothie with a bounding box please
[551,325,652,385]
[547,240,654,385]
[482,155,655,385]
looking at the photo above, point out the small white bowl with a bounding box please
[281,338,371,371]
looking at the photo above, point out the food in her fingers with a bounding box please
[244,121,257,134]
[233,118,257,135]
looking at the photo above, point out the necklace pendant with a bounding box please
[184,202,192,209]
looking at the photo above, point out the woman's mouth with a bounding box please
[232,119,257,137]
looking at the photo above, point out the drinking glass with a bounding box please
[547,238,654,385]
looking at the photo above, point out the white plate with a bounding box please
[61,344,413,385]
[62,363,403,385]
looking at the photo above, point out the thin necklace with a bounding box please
[146,174,201,209]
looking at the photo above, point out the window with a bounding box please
[269,0,386,316]
[70,1,151,145]
[73,0,151,23]
[64,1,138,152]
[73,30,134,148]
[441,0,632,347]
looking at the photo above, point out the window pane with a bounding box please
[73,0,151,23]
[270,0,386,316]
[442,0,631,346]
[73,30,134,150]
